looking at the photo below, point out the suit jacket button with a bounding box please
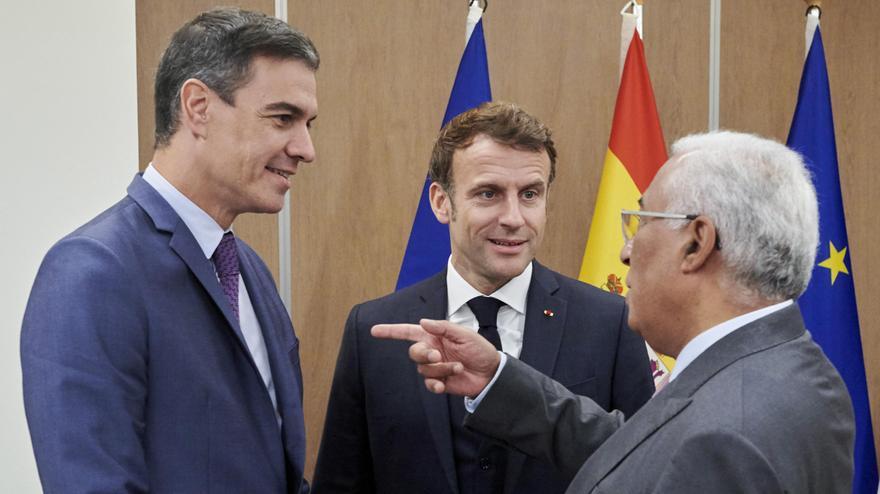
[479,457,491,470]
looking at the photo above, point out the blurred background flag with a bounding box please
[395,1,492,290]
[578,1,672,385]
[787,7,878,493]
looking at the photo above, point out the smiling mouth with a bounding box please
[491,239,525,247]
[267,166,292,179]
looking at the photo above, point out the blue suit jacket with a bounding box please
[21,175,307,493]
[311,263,654,494]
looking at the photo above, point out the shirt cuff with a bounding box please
[464,351,507,413]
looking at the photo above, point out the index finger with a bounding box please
[371,323,428,342]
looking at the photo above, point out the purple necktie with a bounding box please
[212,232,240,322]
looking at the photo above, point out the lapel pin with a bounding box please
[543,309,554,317]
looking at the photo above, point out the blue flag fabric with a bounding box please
[788,27,878,493]
[395,19,492,290]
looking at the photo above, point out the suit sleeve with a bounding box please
[650,430,784,493]
[21,237,149,493]
[311,305,375,493]
[465,357,625,480]
[611,306,655,417]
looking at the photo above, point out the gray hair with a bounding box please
[153,7,319,148]
[663,131,818,302]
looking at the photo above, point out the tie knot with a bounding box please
[467,296,504,329]
[212,232,239,278]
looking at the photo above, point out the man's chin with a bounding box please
[486,258,531,281]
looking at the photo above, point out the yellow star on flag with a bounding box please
[817,241,849,285]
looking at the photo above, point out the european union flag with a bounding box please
[395,16,492,290]
[788,26,878,493]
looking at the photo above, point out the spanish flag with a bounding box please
[578,15,672,376]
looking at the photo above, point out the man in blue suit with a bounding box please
[312,102,654,493]
[21,8,318,493]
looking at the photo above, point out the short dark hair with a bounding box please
[429,101,557,192]
[153,7,319,148]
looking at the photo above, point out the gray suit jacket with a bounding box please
[466,305,855,493]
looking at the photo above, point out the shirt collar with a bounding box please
[446,258,532,318]
[669,299,793,381]
[142,164,229,259]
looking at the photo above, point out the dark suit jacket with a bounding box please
[466,305,855,493]
[21,175,308,493]
[312,262,654,494]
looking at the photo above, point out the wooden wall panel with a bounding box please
[286,0,462,474]
[647,0,710,140]
[136,0,279,280]
[720,1,803,140]
[722,0,880,461]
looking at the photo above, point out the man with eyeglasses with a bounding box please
[373,131,855,492]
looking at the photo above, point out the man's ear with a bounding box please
[429,182,452,225]
[681,216,718,274]
[179,78,211,139]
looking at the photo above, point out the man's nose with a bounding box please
[286,125,316,163]
[499,196,526,228]
[619,238,632,266]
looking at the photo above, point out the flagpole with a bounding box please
[466,0,485,42]
[804,3,820,58]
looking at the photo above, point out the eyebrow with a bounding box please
[523,180,547,191]
[262,102,305,117]
[469,180,547,193]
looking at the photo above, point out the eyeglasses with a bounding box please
[620,209,698,243]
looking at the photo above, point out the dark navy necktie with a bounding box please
[212,232,240,322]
[467,296,504,351]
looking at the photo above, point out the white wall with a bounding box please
[0,1,137,491]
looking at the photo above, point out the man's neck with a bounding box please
[673,291,782,358]
[151,147,235,229]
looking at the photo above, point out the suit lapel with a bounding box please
[410,272,460,494]
[575,305,807,490]
[518,262,567,377]
[505,262,568,492]
[128,175,252,354]
[574,394,692,490]
[239,251,303,482]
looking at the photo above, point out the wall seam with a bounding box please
[709,0,721,131]
[275,0,292,314]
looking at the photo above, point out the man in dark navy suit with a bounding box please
[312,102,654,494]
[22,8,318,493]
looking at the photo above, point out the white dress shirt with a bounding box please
[143,165,280,424]
[669,299,793,381]
[449,259,531,411]
[446,258,531,358]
